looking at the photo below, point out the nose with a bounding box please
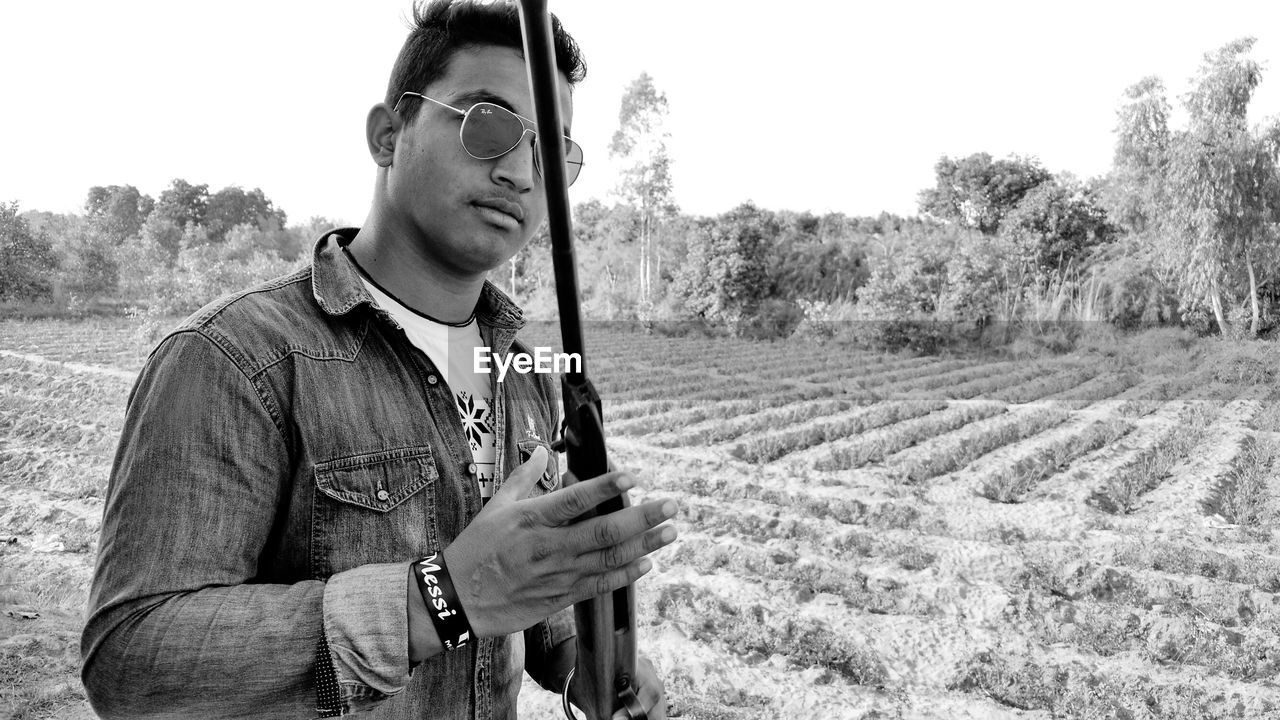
[491,129,537,192]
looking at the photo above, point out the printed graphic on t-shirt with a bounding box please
[454,389,497,502]
[457,391,492,451]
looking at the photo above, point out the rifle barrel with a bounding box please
[516,0,587,381]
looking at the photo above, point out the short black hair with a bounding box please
[386,0,587,125]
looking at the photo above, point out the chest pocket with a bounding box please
[311,446,440,577]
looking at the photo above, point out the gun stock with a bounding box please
[514,2,644,719]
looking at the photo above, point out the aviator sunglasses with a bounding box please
[394,91,584,186]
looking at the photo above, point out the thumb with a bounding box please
[492,445,548,504]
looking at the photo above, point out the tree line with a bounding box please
[2,38,1278,347]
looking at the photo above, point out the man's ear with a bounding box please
[366,103,400,167]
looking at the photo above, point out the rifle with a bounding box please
[515,2,646,719]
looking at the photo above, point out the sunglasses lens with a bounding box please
[564,140,584,186]
[531,138,584,187]
[459,102,584,186]
[461,103,525,158]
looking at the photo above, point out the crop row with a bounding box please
[1249,390,1280,432]
[1091,404,1219,514]
[1116,374,1204,417]
[1,319,150,367]
[667,476,925,540]
[828,358,980,392]
[980,418,1136,503]
[0,408,119,456]
[670,533,1278,684]
[920,361,1060,402]
[888,407,1072,483]
[783,354,942,386]
[703,346,887,379]
[812,402,1007,472]
[1210,435,1277,528]
[649,396,861,446]
[603,373,742,404]
[949,644,1276,718]
[647,575,888,685]
[983,366,1096,404]
[1020,594,1277,681]
[609,383,837,423]
[1044,370,1142,407]
[730,399,949,464]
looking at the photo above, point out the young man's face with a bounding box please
[385,44,574,277]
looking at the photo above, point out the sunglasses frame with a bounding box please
[394,91,583,186]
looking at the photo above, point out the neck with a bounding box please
[350,211,486,324]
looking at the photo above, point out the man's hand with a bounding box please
[444,446,678,639]
[566,654,665,720]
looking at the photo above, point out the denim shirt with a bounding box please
[81,230,574,719]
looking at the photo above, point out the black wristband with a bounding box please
[412,553,474,651]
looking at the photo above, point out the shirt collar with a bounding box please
[310,228,525,332]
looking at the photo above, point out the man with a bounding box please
[80,2,675,718]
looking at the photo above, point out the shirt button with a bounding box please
[427,375,439,385]
[376,489,390,501]
[467,463,477,475]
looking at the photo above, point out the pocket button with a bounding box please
[376,489,390,501]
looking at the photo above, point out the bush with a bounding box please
[735,298,803,340]
[115,222,297,314]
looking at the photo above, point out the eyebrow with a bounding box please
[449,88,572,138]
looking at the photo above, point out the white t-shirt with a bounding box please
[358,277,498,503]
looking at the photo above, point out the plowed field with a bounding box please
[3,317,1278,719]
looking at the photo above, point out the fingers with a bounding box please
[572,556,654,602]
[531,470,636,526]
[613,657,665,720]
[490,445,548,504]
[575,501,678,571]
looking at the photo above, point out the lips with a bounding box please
[472,197,524,224]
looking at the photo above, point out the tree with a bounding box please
[64,224,120,297]
[138,212,185,264]
[1161,38,1280,335]
[769,211,869,303]
[570,200,640,318]
[609,73,676,305]
[0,202,59,301]
[85,185,154,244]
[205,186,288,244]
[671,203,774,331]
[1103,77,1172,237]
[153,179,210,233]
[918,153,1052,234]
[999,177,1116,282]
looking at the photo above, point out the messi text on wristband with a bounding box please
[413,552,474,651]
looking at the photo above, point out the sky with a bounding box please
[3,1,1280,227]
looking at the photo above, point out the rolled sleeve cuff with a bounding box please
[322,561,414,712]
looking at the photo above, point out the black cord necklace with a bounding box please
[343,247,476,327]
